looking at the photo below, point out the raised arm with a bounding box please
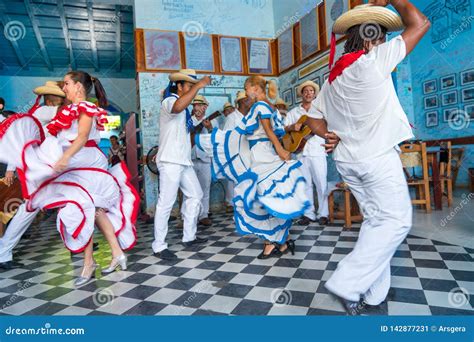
[171,76,211,114]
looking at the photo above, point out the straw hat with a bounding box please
[223,102,234,111]
[332,4,404,34]
[33,81,65,97]
[296,80,320,97]
[235,91,247,103]
[169,69,199,83]
[275,98,288,109]
[192,95,209,106]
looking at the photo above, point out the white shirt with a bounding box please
[285,105,326,157]
[156,95,193,166]
[308,35,413,163]
[33,106,57,128]
[0,114,5,122]
[191,116,211,163]
[223,109,244,131]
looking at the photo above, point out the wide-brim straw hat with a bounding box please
[223,102,234,111]
[297,80,320,97]
[235,91,247,103]
[169,69,199,83]
[275,98,288,108]
[192,94,209,106]
[332,4,404,34]
[33,81,65,97]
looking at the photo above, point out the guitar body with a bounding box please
[281,115,314,153]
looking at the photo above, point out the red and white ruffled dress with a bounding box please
[0,101,139,252]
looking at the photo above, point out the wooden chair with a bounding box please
[435,141,453,207]
[450,147,464,190]
[400,142,431,213]
[328,183,363,229]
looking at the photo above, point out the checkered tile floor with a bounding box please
[0,212,472,316]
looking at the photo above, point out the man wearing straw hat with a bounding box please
[285,80,329,227]
[0,81,65,269]
[190,94,213,227]
[152,69,211,261]
[307,0,430,315]
[275,98,289,118]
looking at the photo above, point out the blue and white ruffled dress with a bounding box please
[196,101,309,243]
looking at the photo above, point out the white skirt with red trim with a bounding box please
[0,114,139,252]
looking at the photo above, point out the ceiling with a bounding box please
[0,0,135,77]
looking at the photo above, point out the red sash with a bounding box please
[329,50,365,84]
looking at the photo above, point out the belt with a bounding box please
[69,140,99,148]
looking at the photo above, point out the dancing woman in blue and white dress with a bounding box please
[197,76,310,259]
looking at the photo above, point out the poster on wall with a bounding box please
[424,95,438,109]
[282,88,293,107]
[185,33,215,72]
[461,69,474,86]
[247,38,273,74]
[278,28,294,73]
[324,0,350,44]
[440,74,456,90]
[219,37,243,73]
[144,30,181,70]
[300,8,320,59]
[465,104,474,121]
[422,79,437,95]
[462,87,474,102]
[425,111,438,127]
[441,91,458,106]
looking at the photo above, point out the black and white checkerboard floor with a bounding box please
[0,212,472,316]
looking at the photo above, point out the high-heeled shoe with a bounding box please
[280,239,296,255]
[74,262,98,287]
[257,243,282,259]
[101,254,127,275]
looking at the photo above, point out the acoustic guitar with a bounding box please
[191,110,222,147]
[281,115,314,153]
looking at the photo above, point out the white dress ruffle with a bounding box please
[0,111,139,252]
[196,101,309,243]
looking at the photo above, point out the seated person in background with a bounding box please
[108,135,125,166]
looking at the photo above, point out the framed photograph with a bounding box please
[443,107,459,122]
[422,79,437,94]
[441,91,458,106]
[312,76,321,89]
[324,0,350,45]
[425,111,438,127]
[144,30,181,71]
[424,95,438,109]
[246,38,273,75]
[464,104,474,121]
[282,88,293,107]
[219,36,243,73]
[278,28,295,73]
[461,86,474,102]
[184,33,215,73]
[440,74,456,90]
[461,68,474,86]
[299,7,320,60]
[294,85,302,104]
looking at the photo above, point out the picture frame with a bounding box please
[312,76,321,89]
[443,107,459,122]
[324,0,351,45]
[440,74,456,90]
[219,36,244,74]
[282,88,294,107]
[441,91,458,106]
[143,29,181,71]
[460,68,474,86]
[424,95,438,109]
[246,38,274,75]
[422,79,437,94]
[184,33,215,73]
[464,104,474,121]
[461,86,474,102]
[299,7,320,60]
[425,111,438,127]
[278,28,295,73]
[294,85,302,104]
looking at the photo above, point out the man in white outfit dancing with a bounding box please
[307,0,430,315]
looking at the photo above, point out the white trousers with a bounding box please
[224,180,234,206]
[153,162,203,253]
[193,159,211,219]
[0,202,39,262]
[325,149,412,305]
[299,155,329,220]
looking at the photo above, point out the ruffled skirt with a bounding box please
[0,114,139,252]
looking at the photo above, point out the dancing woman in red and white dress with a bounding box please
[0,71,139,287]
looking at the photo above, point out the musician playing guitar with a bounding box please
[284,80,329,226]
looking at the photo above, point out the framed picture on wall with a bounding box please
[282,88,293,107]
[440,74,456,90]
[184,33,215,72]
[441,91,458,106]
[246,38,273,75]
[278,28,295,73]
[443,107,459,122]
[422,79,437,94]
[219,36,244,73]
[425,111,438,127]
[461,68,474,86]
[461,87,474,102]
[324,0,350,45]
[299,7,320,60]
[144,30,181,71]
[294,85,302,104]
[464,104,474,121]
[424,95,438,109]
[312,76,321,89]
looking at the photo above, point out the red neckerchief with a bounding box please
[329,50,365,84]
